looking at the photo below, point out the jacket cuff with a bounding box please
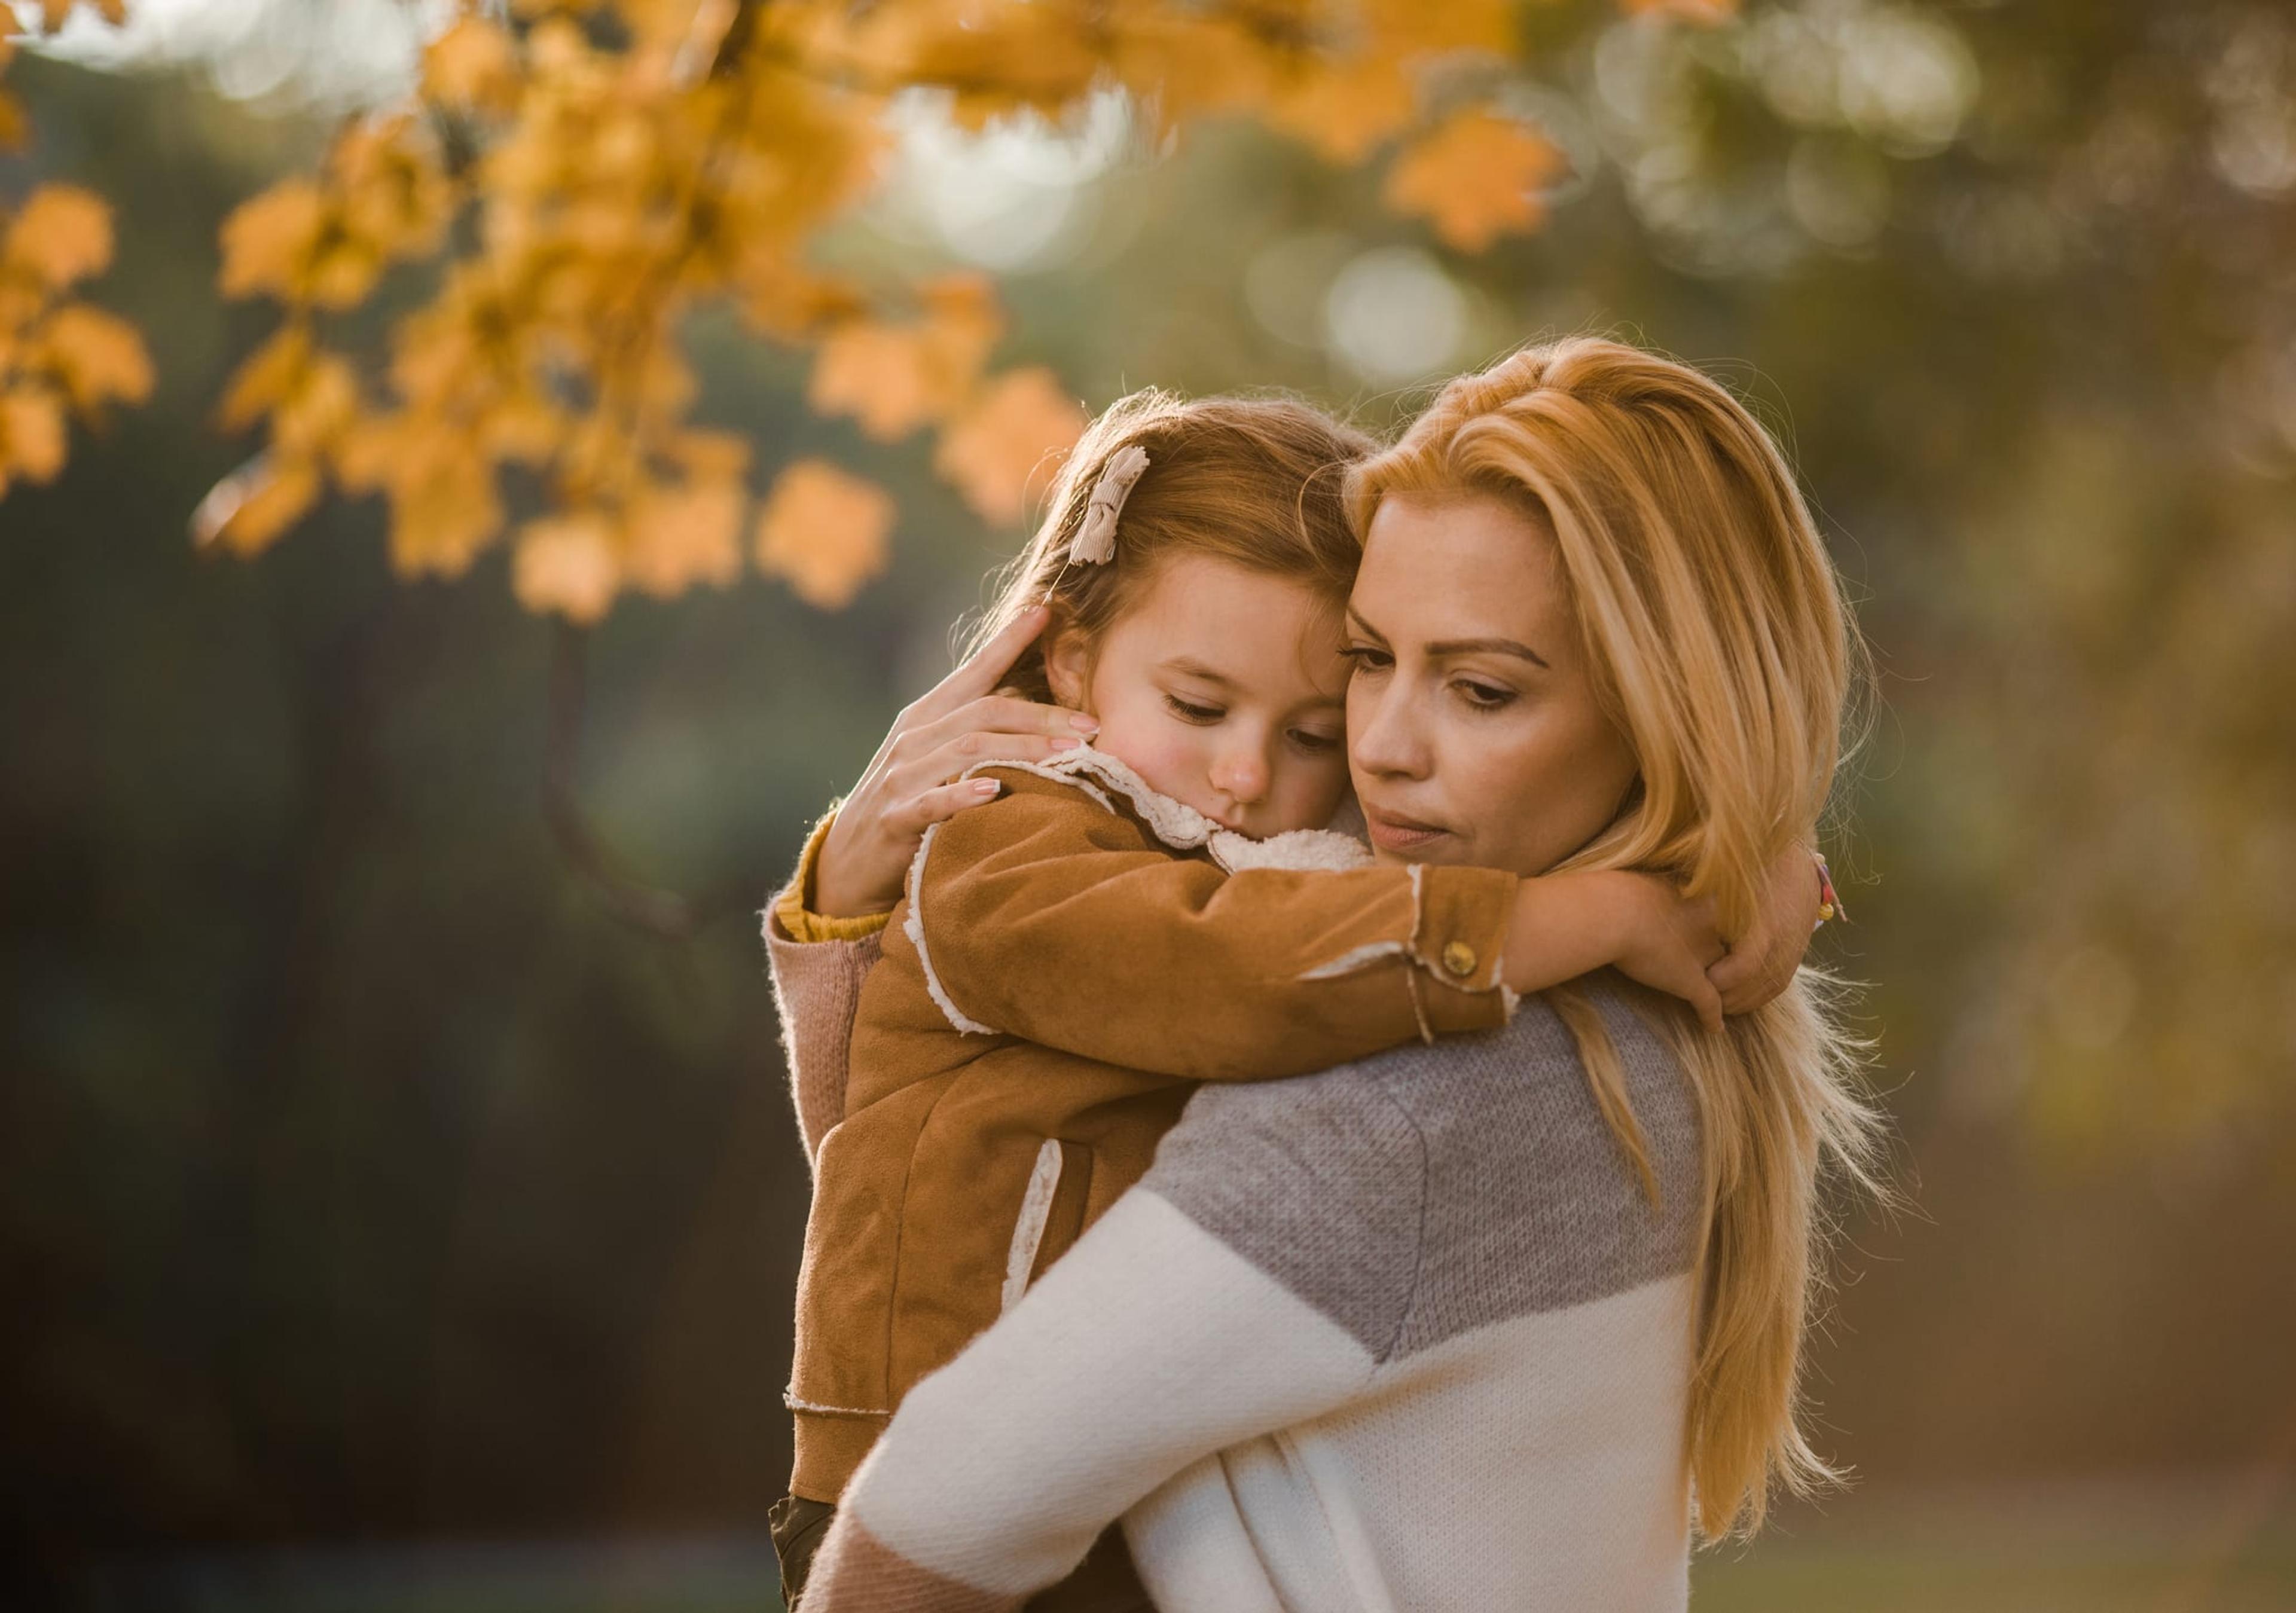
[773,806,895,945]
[1409,863,1519,1036]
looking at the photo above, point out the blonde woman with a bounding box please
[773,338,1877,1610]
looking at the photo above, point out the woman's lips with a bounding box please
[1363,807,1452,853]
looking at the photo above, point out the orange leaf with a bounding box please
[1617,0,1740,23]
[625,476,746,597]
[270,353,360,457]
[38,302,153,411]
[1268,53,1417,166]
[5,185,114,288]
[386,450,503,578]
[190,454,321,557]
[932,366,1086,527]
[0,88,28,155]
[218,324,315,432]
[808,274,1004,441]
[218,179,329,302]
[514,512,621,622]
[754,458,893,610]
[423,14,521,114]
[1383,108,1566,253]
[0,384,68,495]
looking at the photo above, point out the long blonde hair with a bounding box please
[1347,337,1885,1539]
[964,389,1373,701]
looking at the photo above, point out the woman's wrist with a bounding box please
[777,810,895,943]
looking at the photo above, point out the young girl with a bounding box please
[768,389,1816,1606]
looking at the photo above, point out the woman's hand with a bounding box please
[812,604,1103,918]
[1705,839,1827,1015]
[1503,870,1726,1032]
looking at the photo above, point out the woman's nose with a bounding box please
[1350,682,1427,779]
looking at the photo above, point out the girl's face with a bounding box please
[1342,492,1639,876]
[1046,554,1352,839]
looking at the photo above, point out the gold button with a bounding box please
[1441,940,1479,978]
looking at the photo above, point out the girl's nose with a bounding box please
[1210,746,1268,806]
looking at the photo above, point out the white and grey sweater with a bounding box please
[801,984,1705,1612]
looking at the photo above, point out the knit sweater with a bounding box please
[770,964,1703,1612]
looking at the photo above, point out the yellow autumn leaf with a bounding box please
[0,88,28,155]
[1617,0,1740,23]
[514,511,621,622]
[1268,53,1417,166]
[933,366,1086,528]
[754,458,893,610]
[189,454,321,557]
[424,14,521,114]
[0,384,68,496]
[1368,0,1518,57]
[217,323,316,432]
[808,273,1004,441]
[386,450,503,578]
[1383,108,1566,253]
[38,302,154,411]
[269,353,360,457]
[5,185,114,289]
[219,179,330,302]
[624,475,746,597]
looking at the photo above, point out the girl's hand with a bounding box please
[813,604,1102,918]
[1598,872,1728,1034]
[1503,870,1726,1033]
[1706,840,1828,1015]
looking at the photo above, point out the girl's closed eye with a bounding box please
[1163,692,1225,724]
[1287,727,1342,754]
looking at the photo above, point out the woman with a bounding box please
[767,338,1877,1609]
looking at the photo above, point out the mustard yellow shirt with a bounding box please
[774,808,894,945]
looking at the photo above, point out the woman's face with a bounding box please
[1342,491,1639,876]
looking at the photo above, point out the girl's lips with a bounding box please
[1363,809,1451,852]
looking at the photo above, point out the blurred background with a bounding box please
[4,0,2294,1608]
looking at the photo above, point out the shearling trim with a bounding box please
[905,819,999,1037]
[1299,940,1412,980]
[952,744,1375,872]
[1002,1140,1065,1312]
[1208,825,1375,873]
[784,1391,894,1417]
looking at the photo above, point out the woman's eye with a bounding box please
[1339,644,1392,673]
[1455,680,1515,710]
[1164,694,1224,723]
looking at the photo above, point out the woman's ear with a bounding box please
[1044,630,1092,711]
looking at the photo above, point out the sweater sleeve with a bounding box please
[762,811,887,1170]
[909,769,1518,1080]
[799,1068,1426,1612]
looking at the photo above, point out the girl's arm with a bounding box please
[912,769,1518,1079]
[910,768,1757,1077]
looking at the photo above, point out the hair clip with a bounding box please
[1070,445,1150,565]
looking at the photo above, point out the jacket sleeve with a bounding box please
[907,769,1518,1080]
[763,810,889,1171]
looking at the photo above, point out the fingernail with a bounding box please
[1069,714,1099,733]
[1050,735,1082,750]
[973,779,1001,797]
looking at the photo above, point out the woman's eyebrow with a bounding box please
[1343,609,1388,643]
[1426,636,1550,669]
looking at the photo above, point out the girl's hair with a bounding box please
[964,389,1376,700]
[1346,337,1885,1541]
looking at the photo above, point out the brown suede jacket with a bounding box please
[781,749,1519,1502]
